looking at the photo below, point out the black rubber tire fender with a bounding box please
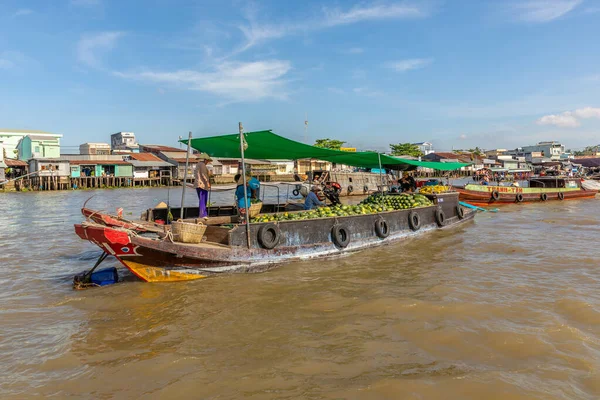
[540,193,548,201]
[375,218,390,239]
[363,185,369,193]
[257,223,281,249]
[331,224,350,248]
[456,205,465,220]
[515,193,524,203]
[292,189,300,196]
[408,210,421,231]
[347,185,353,193]
[434,207,446,227]
[558,192,564,200]
[491,190,500,201]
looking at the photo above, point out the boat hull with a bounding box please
[456,185,597,206]
[75,193,475,282]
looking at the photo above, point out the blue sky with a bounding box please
[1,0,599,152]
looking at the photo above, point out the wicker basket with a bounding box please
[248,202,263,218]
[171,220,207,244]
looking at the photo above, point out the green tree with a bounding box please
[314,138,346,150]
[389,143,423,157]
[468,147,483,156]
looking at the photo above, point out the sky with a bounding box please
[1,0,599,152]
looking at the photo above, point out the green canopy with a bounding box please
[181,130,470,171]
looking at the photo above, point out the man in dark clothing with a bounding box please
[399,172,417,192]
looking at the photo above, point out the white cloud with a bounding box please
[536,107,600,127]
[238,2,432,53]
[573,107,600,118]
[386,58,433,72]
[77,31,124,68]
[514,0,583,23]
[115,60,291,103]
[322,3,427,26]
[459,134,467,140]
[13,9,33,17]
[536,112,580,127]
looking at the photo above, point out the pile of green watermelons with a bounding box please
[250,194,434,223]
[250,204,388,223]
[360,193,433,210]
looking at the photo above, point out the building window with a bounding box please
[35,146,40,153]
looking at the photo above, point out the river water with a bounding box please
[1,188,599,399]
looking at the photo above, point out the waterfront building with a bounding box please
[0,129,62,157]
[29,159,70,177]
[412,142,434,155]
[484,149,507,158]
[296,159,332,174]
[268,160,295,175]
[68,159,133,178]
[126,153,175,179]
[422,152,462,162]
[80,142,111,155]
[111,132,139,153]
[16,134,62,160]
[521,141,565,160]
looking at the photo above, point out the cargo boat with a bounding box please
[456,176,597,206]
[75,192,474,282]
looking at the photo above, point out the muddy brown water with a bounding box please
[1,188,599,399]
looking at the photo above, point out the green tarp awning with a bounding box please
[181,130,470,171]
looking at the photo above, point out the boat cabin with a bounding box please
[529,176,580,189]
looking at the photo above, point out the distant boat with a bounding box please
[456,176,597,206]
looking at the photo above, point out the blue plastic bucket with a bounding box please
[90,267,119,286]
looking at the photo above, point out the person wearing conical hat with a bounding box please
[194,153,212,218]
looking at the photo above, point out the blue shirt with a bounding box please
[236,178,261,208]
[304,191,323,210]
[236,185,251,209]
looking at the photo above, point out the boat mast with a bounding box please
[239,122,252,248]
[378,152,383,191]
[180,131,192,220]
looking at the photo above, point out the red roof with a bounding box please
[432,152,461,159]
[139,145,186,152]
[129,153,163,162]
[4,158,28,167]
[171,158,199,163]
[69,160,132,165]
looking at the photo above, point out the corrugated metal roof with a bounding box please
[140,144,186,152]
[26,135,61,141]
[69,160,132,165]
[129,153,163,162]
[4,158,28,167]
[0,129,60,135]
[129,160,174,168]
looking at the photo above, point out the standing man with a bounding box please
[194,154,212,218]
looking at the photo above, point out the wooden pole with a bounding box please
[239,122,252,249]
[378,153,384,191]
[180,131,192,220]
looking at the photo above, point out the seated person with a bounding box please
[234,173,260,222]
[399,172,417,192]
[304,185,324,210]
[481,176,490,186]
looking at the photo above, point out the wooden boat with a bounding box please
[74,192,475,283]
[456,176,597,206]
